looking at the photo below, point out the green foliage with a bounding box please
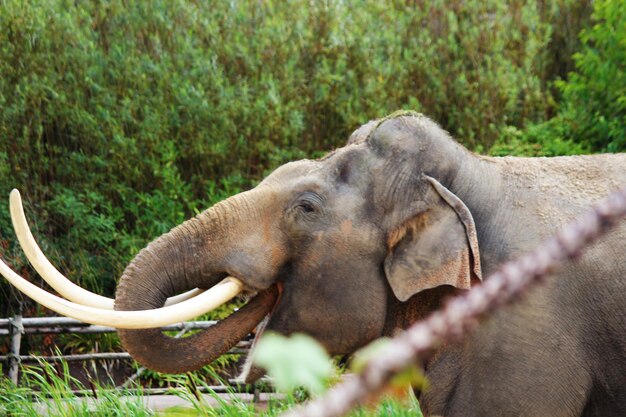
[0,364,425,417]
[0,360,152,416]
[554,0,626,152]
[159,368,422,416]
[0,0,593,317]
[254,332,335,395]
[253,333,427,411]
[489,123,590,156]
[493,0,626,156]
[164,370,261,417]
[540,0,594,87]
[57,332,121,355]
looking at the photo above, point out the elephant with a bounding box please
[1,111,625,416]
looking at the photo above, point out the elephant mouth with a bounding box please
[253,280,284,335]
[237,280,284,383]
[254,281,284,334]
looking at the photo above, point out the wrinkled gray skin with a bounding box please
[115,113,626,417]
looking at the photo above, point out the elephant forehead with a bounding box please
[258,145,378,200]
[260,159,323,185]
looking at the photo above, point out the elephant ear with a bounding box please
[384,176,482,302]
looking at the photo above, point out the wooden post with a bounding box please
[253,382,261,403]
[8,314,23,384]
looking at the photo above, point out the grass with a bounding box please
[0,361,152,417]
[0,361,423,417]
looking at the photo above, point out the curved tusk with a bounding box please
[9,189,204,309]
[163,288,206,306]
[0,256,244,329]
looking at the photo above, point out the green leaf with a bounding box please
[253,332,334,395]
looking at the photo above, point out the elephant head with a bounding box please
[1,112,482,379]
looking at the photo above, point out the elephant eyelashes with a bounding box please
[293,192,323,216]
[298,201,315,213]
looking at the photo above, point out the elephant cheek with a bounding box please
[266,292,386,355]
[224,249,284,289]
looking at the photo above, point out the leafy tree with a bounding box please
[492,0,626,155]
[556,0,626,152]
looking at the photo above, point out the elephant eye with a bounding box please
[298,200,315,213]
[293,192,323,216]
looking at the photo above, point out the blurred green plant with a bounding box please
[254,332,335,396]
[252,332,426,414]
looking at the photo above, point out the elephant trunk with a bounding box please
[114,196,278,373]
